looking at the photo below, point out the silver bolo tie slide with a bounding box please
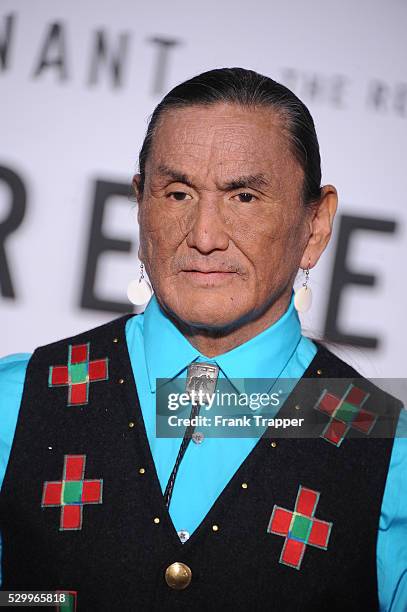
[163,362,219,509]
[186,362,220,443]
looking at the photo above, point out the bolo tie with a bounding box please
[163,362,219,509]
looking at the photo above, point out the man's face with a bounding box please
[136,102,312,329]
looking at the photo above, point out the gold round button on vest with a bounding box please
[165,562,192,590]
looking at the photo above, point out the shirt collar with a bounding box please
[143,296,200,392]
[143,290,302,393]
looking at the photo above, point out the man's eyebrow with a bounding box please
[157,164,195,188]
[221,174,269,191]
[156,165,270,191]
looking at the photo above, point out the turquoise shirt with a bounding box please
[1,292,406,610]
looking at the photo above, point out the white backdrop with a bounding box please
[0,0,406,377]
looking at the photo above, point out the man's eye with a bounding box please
[234,192,257,203]
[167,191,192,201]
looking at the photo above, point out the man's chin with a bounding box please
[164,299,249,333]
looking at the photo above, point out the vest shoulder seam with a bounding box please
[33,313,137,354]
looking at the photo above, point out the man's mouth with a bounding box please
[179,269,237,286]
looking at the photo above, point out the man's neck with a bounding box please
[164,289,293,358]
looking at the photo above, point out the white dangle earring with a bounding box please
[127,262,153,306]
[294,257,312,313]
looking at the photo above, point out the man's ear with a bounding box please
[300,184,338,269]
[132,174,142,225]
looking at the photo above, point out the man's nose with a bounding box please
[185,198,229,254]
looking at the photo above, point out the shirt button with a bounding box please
[192,431,204,444]
[165,562,192,589]
[177,529,190,543]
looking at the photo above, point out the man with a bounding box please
[0,67,406,611]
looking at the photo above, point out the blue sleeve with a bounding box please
[0,353,31,588]
[377,408,407,612]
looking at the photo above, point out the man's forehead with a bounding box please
[155,106,285,146]
[147,147,294,192]
[149,104,294,173]
[143,103,301,192]
[148,151,279,186]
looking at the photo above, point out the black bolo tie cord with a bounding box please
[163,401,202,509]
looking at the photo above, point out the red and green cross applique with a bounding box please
[314,383,377,447]
[41,455,103,530]
[48,343,108,406]
[267,486,332,570]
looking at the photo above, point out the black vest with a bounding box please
[0,315,402,611]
